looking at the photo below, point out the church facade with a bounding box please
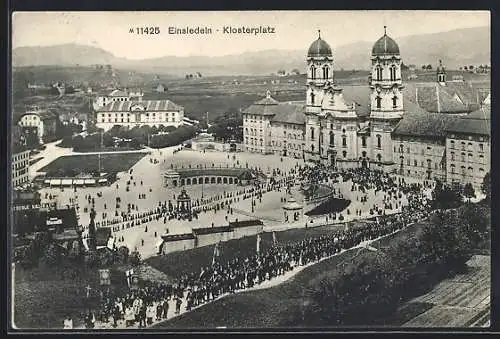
[242,29,490,190]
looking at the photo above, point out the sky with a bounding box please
[12,11,490,59]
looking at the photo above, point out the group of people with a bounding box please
[82,184,428,329]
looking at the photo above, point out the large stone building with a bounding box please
[242,28,491,190]
[95,99,185,132]
[17,107,58,144]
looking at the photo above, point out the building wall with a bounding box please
[269,122,304,158]
[232,225,264,239]
[195,231,234,248]
[392,136,447,182]
[12,150,30,187]
[160,238,196,255]
[446,134,490,189]
[243,114,272,154]
[96,110,183,131]
[18,114,43,139]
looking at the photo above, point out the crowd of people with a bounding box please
[81,185,428,329]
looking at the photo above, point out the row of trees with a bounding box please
[149,125,198,148]
[207,110,243,143]
[305,202,490,326]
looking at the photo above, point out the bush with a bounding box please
[150,125,197,148]
[129,251,141,266]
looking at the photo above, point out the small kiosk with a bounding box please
[282,197,303,223]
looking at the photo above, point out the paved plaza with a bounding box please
[33,146,426,260]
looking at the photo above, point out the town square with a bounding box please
[10,11,491,330]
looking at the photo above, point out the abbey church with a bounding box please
[242,28,490,190]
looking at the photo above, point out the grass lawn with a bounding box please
[13,262,129,329]
[151,222,424,329]
[145,223,349,279]
[306,198,351,216]
[38,153,148,177]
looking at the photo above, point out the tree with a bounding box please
[481,172,491,201]
[291,68,301,75]
[426,64,433,70]
[469,65,474,71]
[129,250,141,266]
[463,183,475,202]
[431,180,462,209]
[117,246,130,264]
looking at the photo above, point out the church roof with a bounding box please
[392,112,459,139]
[372,32,400,56]
[341,86,371,117]
[409,84,471,114]
[446,107,490,136]
[98,100,183,112]
[307,33,333,58]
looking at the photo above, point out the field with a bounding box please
[152,222,424,329]
[38,152,148,176]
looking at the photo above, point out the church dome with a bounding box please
[372,28,400,56]
[308,31,332,58]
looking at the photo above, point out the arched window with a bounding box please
[310,92,315,105]
[310,65,316,80]
[392,96,398,108]
[329,132,334,146]
[260,139,263,146]
[311,144,315,152]
[342,151,347,158]
[376,96,382,109]
[362,151,367,158]
[376,135,382,148]
[376,154,382,162]
[427,159,432,169]
[310,127,315,140]
[451,151,455,161]
[390,65,397,81]
[375,65,382,80]
[461,152,465,162]
[461,166,466,175]
[361,136,367,147]
[322,65,329,79]
[399,144,404,153]
[342,135,347,147]
[451,164,456,174]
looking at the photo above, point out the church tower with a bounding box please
[369,26,404,169]
[305,30,334,161]
[436,59,447,86]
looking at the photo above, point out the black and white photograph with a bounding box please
[9,10,491,330]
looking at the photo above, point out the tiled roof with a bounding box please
[393,112,459,138]
[98,100,183,112]
[446,107,491,136]
[271,103,306,124]
[341,85,371,117]
[242,96,280,116]
[192,226,232,235]
[176,168,251,178]
[405,82,488,114]
[108,89,128,97]
[40,208,78,230]
[228,219,263,228]
[161,233,196,242]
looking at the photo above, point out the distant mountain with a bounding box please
[13,26,490,75]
